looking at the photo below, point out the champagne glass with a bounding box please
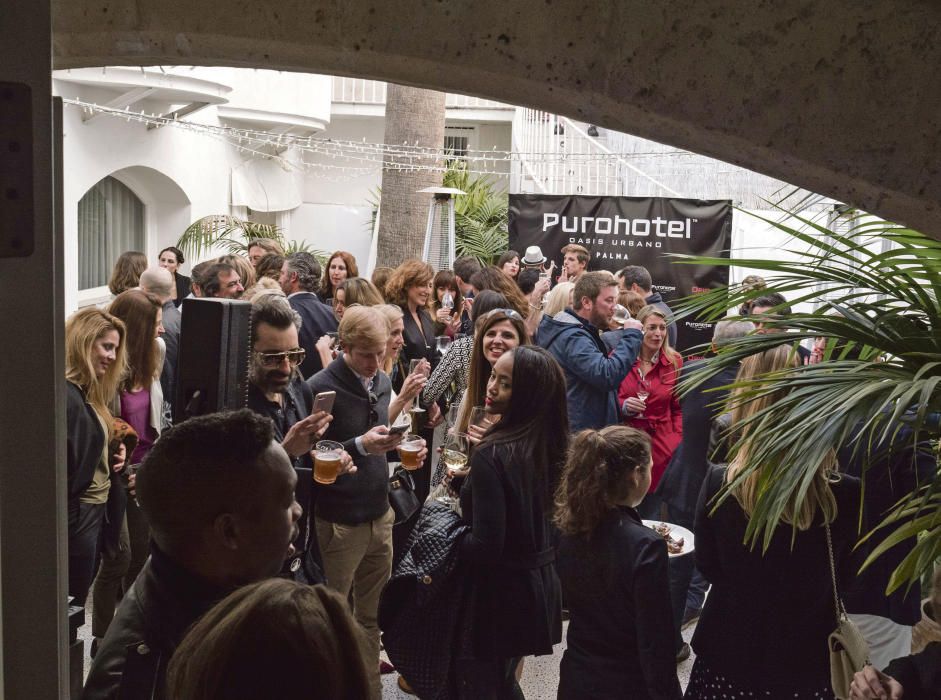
[435,335,452,355]
[636,379,650,419]
[408,358,429,377]
[437,432,469,505]
[446,403,461,427]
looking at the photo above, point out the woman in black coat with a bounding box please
[555,426,682,700]
[456,346,568,699]
[685,346,862,698]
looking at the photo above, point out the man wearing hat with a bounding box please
[521,245,549,270]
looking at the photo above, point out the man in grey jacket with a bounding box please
[538,271,643,432]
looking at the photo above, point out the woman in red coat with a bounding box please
[617,305,683,519]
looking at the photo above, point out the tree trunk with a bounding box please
[376,83,446,267]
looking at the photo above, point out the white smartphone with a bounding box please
[312,391,336,416]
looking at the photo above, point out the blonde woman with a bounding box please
[617,305,683,514]
[685,345,862,698]
[65,307,127,606]
[375,304,426,426]
[542,281,575,318]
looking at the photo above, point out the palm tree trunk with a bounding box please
[376,84,446,266]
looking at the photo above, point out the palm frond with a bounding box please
[679,208,941,589]
[176,215,282,260]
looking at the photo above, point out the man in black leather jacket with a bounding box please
[82,410,303,700]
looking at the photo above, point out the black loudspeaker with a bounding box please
[174,298,252,423]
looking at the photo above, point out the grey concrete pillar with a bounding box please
[1,0,68,696]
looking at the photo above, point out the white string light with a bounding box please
[62,98,703,181]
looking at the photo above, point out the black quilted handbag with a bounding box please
[389,466,420,524]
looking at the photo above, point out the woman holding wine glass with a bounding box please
[455,346,567,697]
[422,290,509,410]
[431,269,464,338]
[617,305,683,519]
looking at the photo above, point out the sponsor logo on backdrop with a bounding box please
[543,213,696,239]
[509,195,732,352]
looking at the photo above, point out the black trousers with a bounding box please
[457,656,523,700]
[67,501,106,606]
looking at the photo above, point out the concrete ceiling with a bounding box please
[53,1,941,240]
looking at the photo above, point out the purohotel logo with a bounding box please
[685,321,712,331]
[543,213,697,238]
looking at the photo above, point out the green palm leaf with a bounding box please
[677,207,941,591]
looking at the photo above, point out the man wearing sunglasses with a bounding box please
[247,296,354,585]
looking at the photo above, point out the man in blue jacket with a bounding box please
[538,271,643,431]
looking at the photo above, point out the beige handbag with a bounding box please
[825,521,870,700]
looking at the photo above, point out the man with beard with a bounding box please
[538,271,643,431]
[246,296,352,583]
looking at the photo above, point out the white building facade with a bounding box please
[54,66,838,314]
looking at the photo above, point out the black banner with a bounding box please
[508,194,732,354]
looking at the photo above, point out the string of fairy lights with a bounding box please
[62,97,700,183]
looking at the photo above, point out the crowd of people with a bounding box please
[64,240,938,699]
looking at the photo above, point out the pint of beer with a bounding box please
[398,434,423,471]
[314,440,343,484]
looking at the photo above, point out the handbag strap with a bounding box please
[823,520,847,625]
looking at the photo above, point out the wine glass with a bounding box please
[636,379,650,419]
[437,432,470,505]
[468,406,491,429]
[442,291,454,311]
[435,335,452,355]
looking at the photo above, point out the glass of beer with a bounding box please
[313,440,343,484]
[397,434,423,471]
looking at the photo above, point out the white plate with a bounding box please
[642,520,695,558]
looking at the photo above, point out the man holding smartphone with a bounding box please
[246,296,354,584]
[307,304,427,699]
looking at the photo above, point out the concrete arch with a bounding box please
[53,0,941,239]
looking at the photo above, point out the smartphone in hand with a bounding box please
[312,391,336,416]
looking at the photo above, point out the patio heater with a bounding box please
[419,186,465,272]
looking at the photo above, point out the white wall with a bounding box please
[56,80,241,311]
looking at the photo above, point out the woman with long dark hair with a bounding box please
[422,290,508,409]
[65,307,127,606]
[158,246,191,308]
[456,345,567,698]
[453,307,529,439]
[496,250,521,281]
[321,251,359,305]
[555,426,682,700]
[431,269,464,338]
[92,290,166,644]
